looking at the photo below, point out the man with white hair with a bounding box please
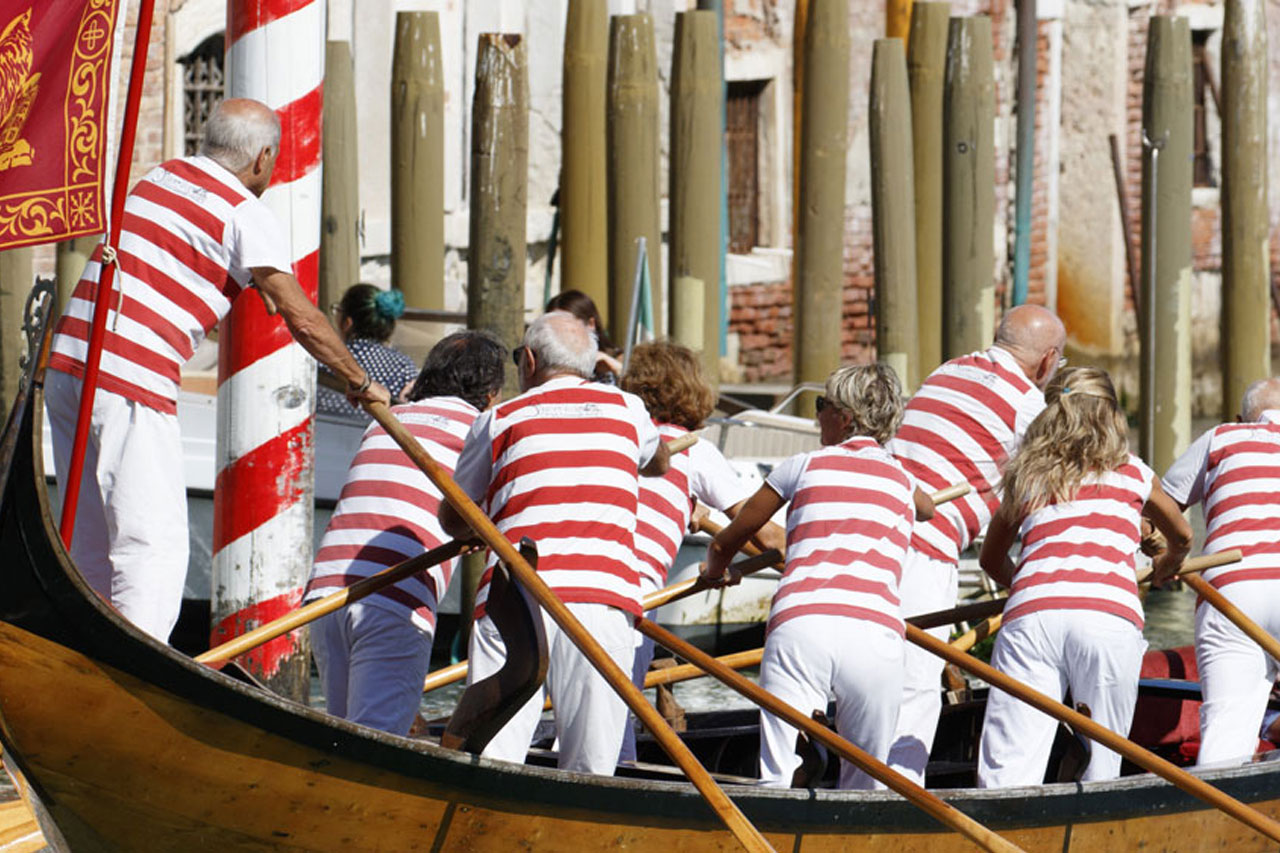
[46,98,389,642]
[886,303,1066,784]
[1162,376,1280,766]
[442,310,669,774]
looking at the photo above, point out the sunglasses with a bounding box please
[512,346,526,367]
[815,395,829,413]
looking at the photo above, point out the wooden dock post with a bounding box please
[320,40,359,315]
[392,12,446,311]
[0,247,31,414]
[669,10,721,382]
[607,14,662,343]
[1139,16,1193,471]
[1220,0,1269,421]
[55,237,95,316]
[942,16,994,360]
[908,2,950,377]
[794,0,849,410]
[467,33,528,398]
[871,38,919,390]
[561,0,609,314]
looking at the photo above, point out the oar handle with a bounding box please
[1182,572,1280,665]
[644,550,783,611]
[950,614,1002,654]
[907,623,1280,844]
[930,482,971,505]
[1135,548,1244,586]
[196,538,479,667]
[422,660,469,694]
[638,617,1026,853]
[361,401,773,852]
[664,432,698,455]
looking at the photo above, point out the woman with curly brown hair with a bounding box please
[976,366,1192,787]
[617,341,784,762]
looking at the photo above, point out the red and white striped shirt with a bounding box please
[1004,454,1154,630]
[49,156,293,414]
[634,423,751,596]
[1163,410,1280,592]
[303,397,479,634]
[888,346,1045,564]
[452,376,661,617]
[764,436,916,637]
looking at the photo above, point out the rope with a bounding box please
[99,244,124,332]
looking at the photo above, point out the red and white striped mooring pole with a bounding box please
[213,0,324,698]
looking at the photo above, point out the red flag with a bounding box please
[0,1,123,250]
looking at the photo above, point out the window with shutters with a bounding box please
[727,79,768,254]
[179,33,225,157]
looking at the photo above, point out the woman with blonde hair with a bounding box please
[704,363,933,788]
[977,366,1192,787]
[617,340,784,762]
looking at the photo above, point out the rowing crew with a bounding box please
[307,300,1280,790]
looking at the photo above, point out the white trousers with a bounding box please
[45,369,188,642]
[758,615,904,790]
[978,609,1146,788]
[468,602,634,775]
[886,549,958,784]
[310,601,434,736]
[1195,580,1280,767]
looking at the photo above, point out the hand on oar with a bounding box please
[1134,548,1243,587]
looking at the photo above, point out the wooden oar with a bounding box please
[950,615,1002,654]
[421,549,782,695]
[1180,571,1280,664]
[636,617,1025,853]
[196,538,480,668]
[904,552,1280,844]
[363,401,773,853]
[1134,548,1243,586]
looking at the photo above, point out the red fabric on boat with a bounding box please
[1129,645,1274,764]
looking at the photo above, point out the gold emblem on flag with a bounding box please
[0,8,40,173]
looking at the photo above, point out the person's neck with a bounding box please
[530,370,584,387]
[993,342,1038,383]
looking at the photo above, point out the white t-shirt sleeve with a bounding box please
[764,451,809,502]
[451,410,497,504]
[689,440,753,511]
[1012,388,1047,446]
[626,393,661,467]
[1162,428,1214,506]
[225,198,295,285]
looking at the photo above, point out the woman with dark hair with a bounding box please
[306,330,506,735]
[317,283,418,417]
[545,289,622,383]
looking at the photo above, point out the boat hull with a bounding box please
[7,369,1280,849]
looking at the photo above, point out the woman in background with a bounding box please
[318,283,418,417]
[546,289,622,383]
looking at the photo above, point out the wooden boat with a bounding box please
[6,319,1280,850]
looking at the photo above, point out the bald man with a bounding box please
[1163,377,1280,766]
[47,98,390,642]
[885,304,1067,784]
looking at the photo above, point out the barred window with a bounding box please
[180,33,225,157]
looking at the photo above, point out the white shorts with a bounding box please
[886,548,958,784]
[45,369,188,642]
[310,600,434,735]
[977,609,1146,788]
[758,615,904,789]
[1195,579,1280,767]
[467,601,634,775]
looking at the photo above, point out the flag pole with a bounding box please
[58,0,159,547]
